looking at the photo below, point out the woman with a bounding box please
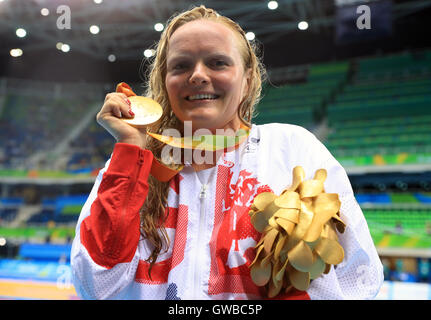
[71,5,383,300]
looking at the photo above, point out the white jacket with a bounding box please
[71,123,384,300]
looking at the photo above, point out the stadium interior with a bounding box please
[1,0,431,300]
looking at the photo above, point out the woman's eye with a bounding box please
[170,61,190,70]
[174,64,185,70]
[214,60,227,67]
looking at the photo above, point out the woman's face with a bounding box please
[165,19,251,133]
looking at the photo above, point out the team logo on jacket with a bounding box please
[208,166,264,296]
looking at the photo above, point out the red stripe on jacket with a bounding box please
[277,289,311,300]
[80,143,153,269]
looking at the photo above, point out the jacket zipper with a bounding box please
[193,183,208,299]
[110,149,145,259]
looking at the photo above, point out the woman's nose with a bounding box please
[189,62,209,85]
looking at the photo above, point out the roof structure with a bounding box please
[0,0,430,82]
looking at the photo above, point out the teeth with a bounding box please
[188,94,218,100]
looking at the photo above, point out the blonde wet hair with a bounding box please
[139,5,267,277]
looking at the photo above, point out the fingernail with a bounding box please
[129,108,135,116]
[126,99,131,105]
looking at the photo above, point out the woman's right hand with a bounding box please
[96,92,147,149]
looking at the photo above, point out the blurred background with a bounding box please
[1,0,431,300]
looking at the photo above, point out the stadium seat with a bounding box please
[323,50,431,167]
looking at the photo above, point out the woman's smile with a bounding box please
[185,93,220,102]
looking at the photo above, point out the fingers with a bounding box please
[96,92,147,147]
[102,93,134,119]
[104,92,130,105]
[111,95,129,118]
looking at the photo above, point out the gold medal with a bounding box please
[122,96,163,127]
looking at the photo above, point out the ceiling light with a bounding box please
[108,54,116,62]
[154,23,164,32]
[61,44,70,52]
[245,32,255,41]
[298,21,309,30]
[89,25,100,34]
[268,1,278,10]
[16,28,27,38]
[144,49,156,58]
[10,48,23,57]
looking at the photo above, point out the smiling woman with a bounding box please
[70,5,384,300]
[165,19,251,133]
